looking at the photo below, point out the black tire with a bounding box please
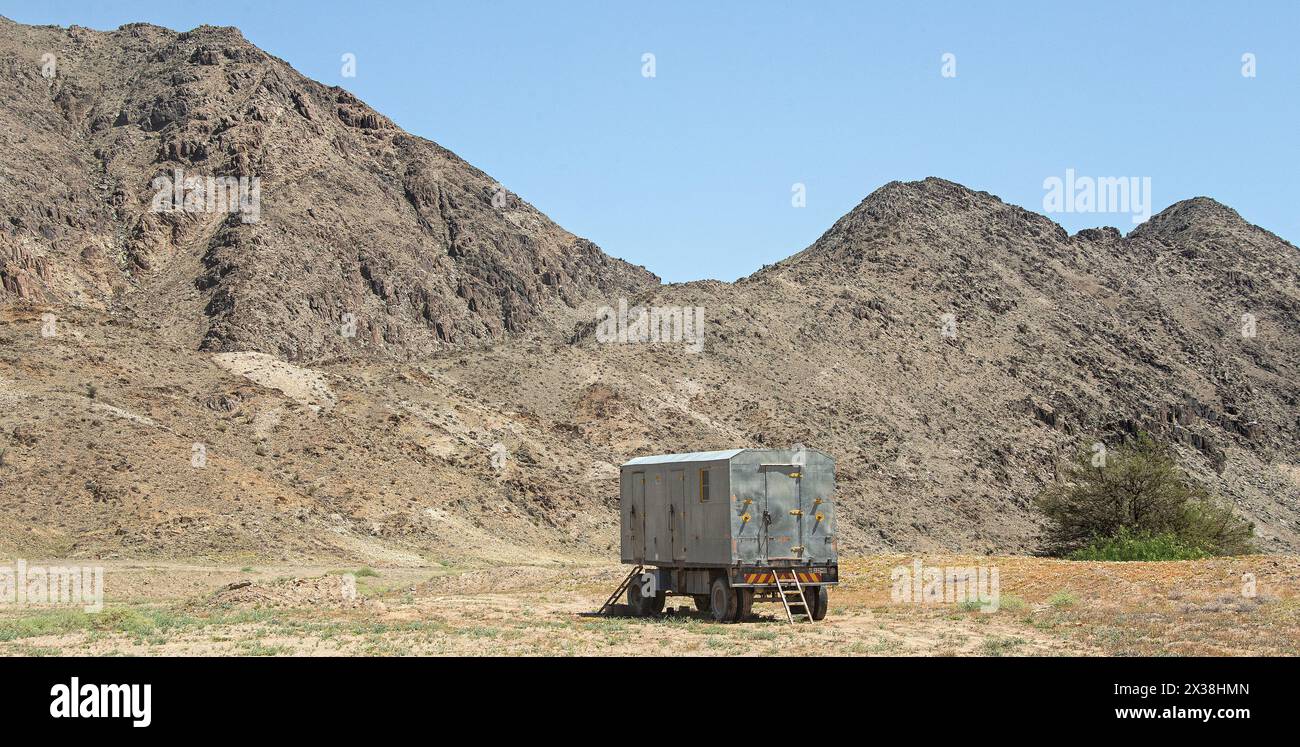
[736,589,754,622]
[807,585,829,621]
[626,579,646,617]
[709,577,738,623]
[627,577,666,617]
[693,594,712,613]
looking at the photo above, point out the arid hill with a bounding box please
[0,17,656,360]
[1,18,1297,564]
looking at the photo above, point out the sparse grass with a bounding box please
[237,641,290,656]
[329,567,379,577]
[998,595,1026,612]
[0,605,296,645]
[11,644,63,656]
[1049,591,1077,607]
[981,636,1027,657]
[956,599,984,612]
[857,637,903,654]
[0,610,91,642]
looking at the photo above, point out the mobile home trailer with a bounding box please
[610,447,839,623]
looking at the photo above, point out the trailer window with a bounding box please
[699,469,711,502]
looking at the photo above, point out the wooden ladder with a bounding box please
[598,564,643,615]
[773,569,813,624]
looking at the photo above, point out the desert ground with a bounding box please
[2,554,1296,657]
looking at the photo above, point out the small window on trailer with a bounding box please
[699,468,711,502]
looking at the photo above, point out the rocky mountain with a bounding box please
[1,18,1297,564]
[449,178,1298,554]
[0,17,656,360]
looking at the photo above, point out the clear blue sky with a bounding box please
[5,1,1297,282]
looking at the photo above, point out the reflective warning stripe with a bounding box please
[743,572,822,584]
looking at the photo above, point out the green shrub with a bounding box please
[1068,528,1209,561]
[1036,434,1253,557]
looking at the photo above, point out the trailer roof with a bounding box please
[621,449,747,466]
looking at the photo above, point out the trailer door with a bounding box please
[669,469,687,560]
[761,464,801,561]
[629,472,646,562]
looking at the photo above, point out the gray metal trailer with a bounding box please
[602,446,839,623]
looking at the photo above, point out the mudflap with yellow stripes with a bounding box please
[731,565,838,587]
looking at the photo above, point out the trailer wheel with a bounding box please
[736,589,754,622]
[627,579,666,617]
[709,577,738,623]
[692,594,712,613]
[808,585,829,621]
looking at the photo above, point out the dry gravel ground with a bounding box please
[1,554,1296,657]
